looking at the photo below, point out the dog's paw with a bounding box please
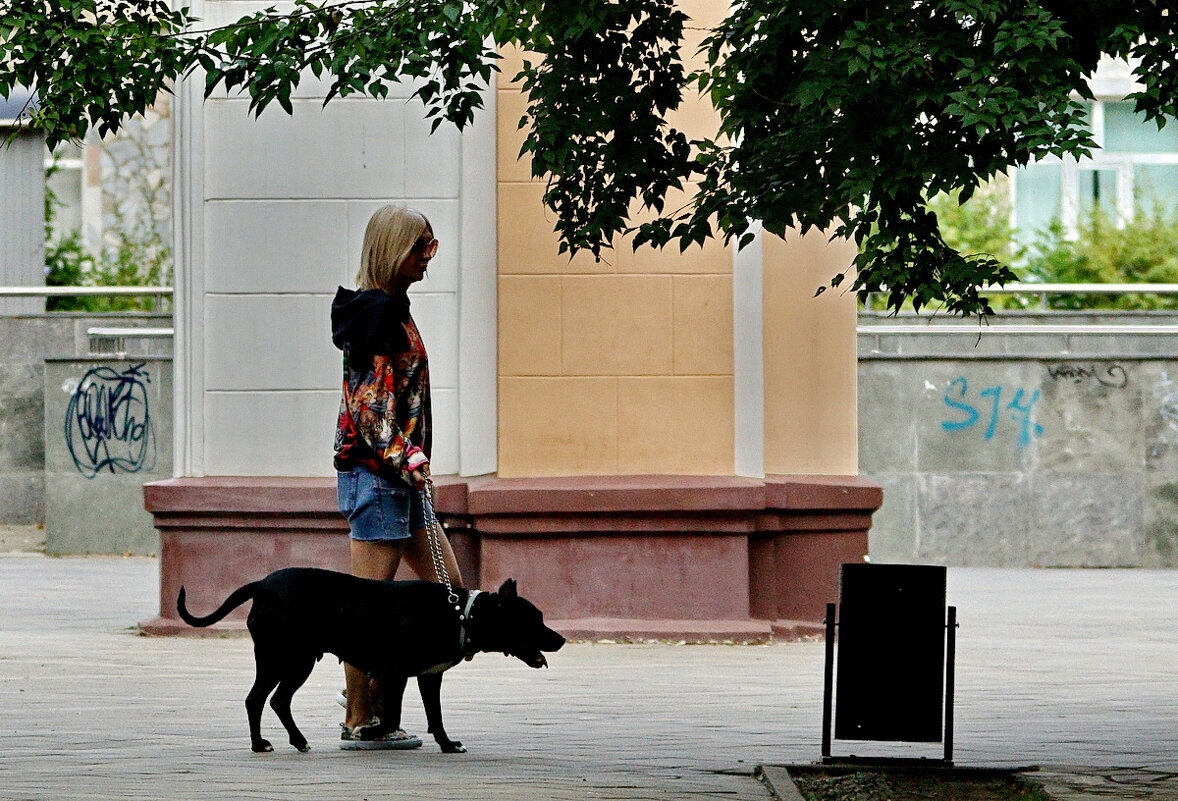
[440,741,466,754]
[252,740,274,753]
[292,740,310,753]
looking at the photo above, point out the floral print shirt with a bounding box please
[331,287,431,486]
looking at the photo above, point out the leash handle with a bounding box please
[421,478,461,612]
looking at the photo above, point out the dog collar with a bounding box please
[458,590,481,656]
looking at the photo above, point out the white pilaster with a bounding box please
[733,224,764,478]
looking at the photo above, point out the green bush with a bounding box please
[930,178,1025,267]
[1021,206,1178,310]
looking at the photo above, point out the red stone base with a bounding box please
[142,474,881,641]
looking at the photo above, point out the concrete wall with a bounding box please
[860,311,1178,567]
[44,357,172,554]
[0,313,171,528]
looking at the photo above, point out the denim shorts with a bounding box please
[337,466,425,542]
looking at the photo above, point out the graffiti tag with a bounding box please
[941,377,1044,450]
[1047,363,1128,388]
[64,363,156,478]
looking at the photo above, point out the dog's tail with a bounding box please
[177,582,260,627]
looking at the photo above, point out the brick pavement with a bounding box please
[0,556,1174,801]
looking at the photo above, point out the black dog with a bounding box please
[176,567,565,753]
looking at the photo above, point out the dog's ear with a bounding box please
[498,578,518,598]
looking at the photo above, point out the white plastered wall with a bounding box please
[172,1,497,478]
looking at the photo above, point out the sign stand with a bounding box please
[820,564,957,766]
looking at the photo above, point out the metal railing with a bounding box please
[976,282,1178,310]
[0,286,172,297]
[858,283,1178,360]
[982,282,1178,295]
[860,323,1178,333]
[87,326,174,357]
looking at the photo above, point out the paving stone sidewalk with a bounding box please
[0,556,1174,801]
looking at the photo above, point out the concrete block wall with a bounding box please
[860,311,1178,567]
[0,313,171,528]
[0,128,45,315]
[44,357,172,554]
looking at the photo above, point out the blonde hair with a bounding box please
[356,205,432,292]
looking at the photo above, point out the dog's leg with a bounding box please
[417,673,465,753]
[245,656,282,753]
[268,654,316,752]
[375,674,408,731]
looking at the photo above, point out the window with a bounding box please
[1011,99,1178,241]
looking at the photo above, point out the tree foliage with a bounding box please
[3,0,1177,315]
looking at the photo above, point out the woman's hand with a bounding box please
[406,450,430,488]
[410,462,430,489]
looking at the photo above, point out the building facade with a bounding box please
[143,0,876,639]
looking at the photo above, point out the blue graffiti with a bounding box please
[64,363,156,478]
[941,377,1044,449]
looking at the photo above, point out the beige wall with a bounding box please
[496,0,733,477]
[762,231,859,475]
[495,1,859,479]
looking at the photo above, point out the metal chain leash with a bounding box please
[421,477,461,612]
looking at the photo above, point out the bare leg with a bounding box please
[401,526,464,588]
[343,539,403,729]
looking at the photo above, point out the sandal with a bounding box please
[339,718,423,751]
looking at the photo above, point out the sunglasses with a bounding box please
[412,237,439,258]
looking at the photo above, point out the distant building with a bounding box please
[1013,57,1178,240]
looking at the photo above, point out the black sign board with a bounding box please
[833,563,947,743]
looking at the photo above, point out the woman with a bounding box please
[330,204,464,750]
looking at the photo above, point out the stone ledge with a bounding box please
[142,474,882,640]
[764,475,885,511]
[465,475,766,515]
[143,474,881,518]
[144,475,472,514]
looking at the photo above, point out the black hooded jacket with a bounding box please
[330,286,431,484]
[330,286,411,358]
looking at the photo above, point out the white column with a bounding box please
[171,57,206,477]
[733,224,764,478]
